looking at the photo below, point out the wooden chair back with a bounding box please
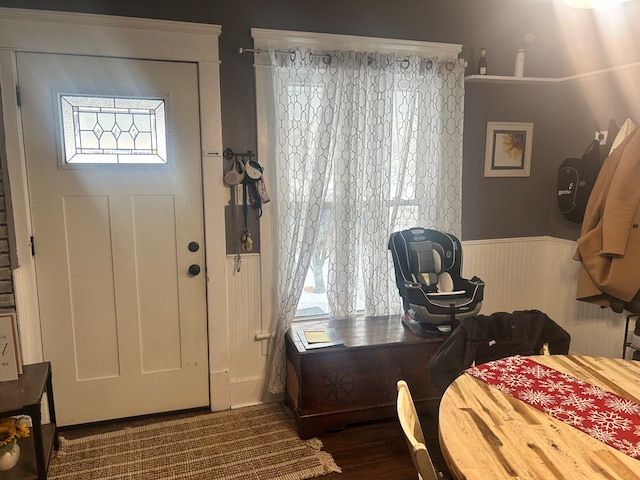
[396,380,440,480]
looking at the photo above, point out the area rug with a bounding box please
[47,403,341,480]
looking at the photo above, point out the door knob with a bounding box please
[188,241,200,252]
[188,264,201,276]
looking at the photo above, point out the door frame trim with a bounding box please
[0,7,231,410]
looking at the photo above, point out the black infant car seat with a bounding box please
[388,227,485,337]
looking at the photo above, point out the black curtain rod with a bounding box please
[239,47,459,70]
[239,47,332,62]
[240,47,296,55]
[239,47,326,57]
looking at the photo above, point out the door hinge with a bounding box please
[16,86,21,107]
[30,236,35,256]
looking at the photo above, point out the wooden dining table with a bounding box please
[438,355,640,480]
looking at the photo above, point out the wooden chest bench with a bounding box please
[285,315,445,439]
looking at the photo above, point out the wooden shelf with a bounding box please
[466,61,640,85]
[1,425,56,480]
[0,362,58,479]
[465,74,561,85]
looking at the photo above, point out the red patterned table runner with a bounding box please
[465,356,640,459]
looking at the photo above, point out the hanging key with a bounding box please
[241,230,254,252]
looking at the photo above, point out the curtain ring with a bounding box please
[446,61,455,71]
[323,53,332,65]
[425,60,433,70]
[400,58,410,69]
[290,49,297,62]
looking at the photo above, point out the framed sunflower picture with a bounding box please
[484,122,533,177]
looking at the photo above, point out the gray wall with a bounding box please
[2,0,639,246]
[463,82,566,240]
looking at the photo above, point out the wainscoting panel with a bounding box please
[462,237,626,359]
[225,254,275,406]
[541,238,626,358]
[461,237,550,314]
[223,238,628,408]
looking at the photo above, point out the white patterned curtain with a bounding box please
[265,48,465,393]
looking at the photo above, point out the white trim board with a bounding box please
[251,28,462,59]
[0,7,221,62]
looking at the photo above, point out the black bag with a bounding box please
[556,139,601,223]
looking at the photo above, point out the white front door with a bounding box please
[17,52,209,425]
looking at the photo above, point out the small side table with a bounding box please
[0,362,58,479]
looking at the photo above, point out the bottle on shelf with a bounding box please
[478,48,487,75]
[514,49,525,77]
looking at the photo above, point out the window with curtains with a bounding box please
[287,64,461,318]
[252,30,465,394]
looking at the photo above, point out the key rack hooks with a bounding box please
[223,147,255,162]
[223,146,260,188]
[223,147,260,263]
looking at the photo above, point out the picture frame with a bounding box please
[0,312,21,381]
[484,122,533,177]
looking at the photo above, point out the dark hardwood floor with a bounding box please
[318,411,451,479]
[59,407,450,479]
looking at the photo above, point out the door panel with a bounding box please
[17,52,209,425]
[64,194,120,380]
[134,195,182,373]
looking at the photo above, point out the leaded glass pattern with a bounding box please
[59,95,167,164]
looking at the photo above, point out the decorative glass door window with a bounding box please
[59,95,168,165]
